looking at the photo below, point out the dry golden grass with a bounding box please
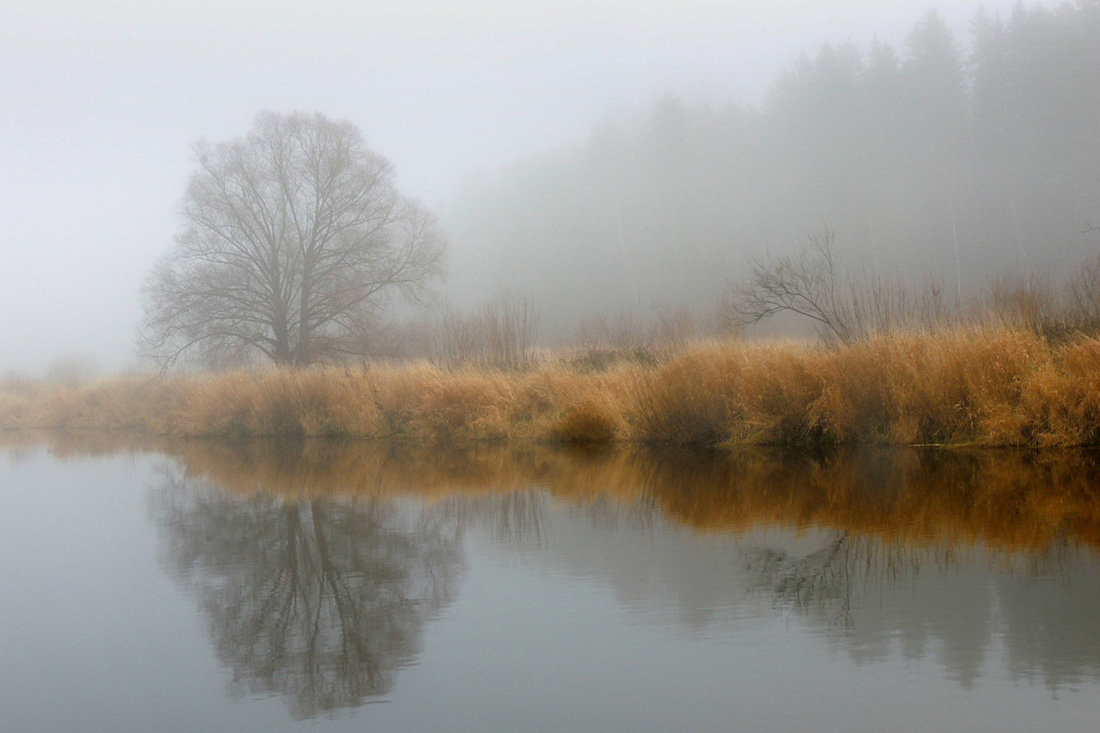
[552,395,621,443]
[810,328,1046,445]
[5,326,1100,447]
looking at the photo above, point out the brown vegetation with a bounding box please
[6,432,1097,553]
[728,228,1100,346]
[6,326,1100,447]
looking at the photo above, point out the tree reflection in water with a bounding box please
[152,468,463,718]
[740,530,854,628]
[77,434,1100,703]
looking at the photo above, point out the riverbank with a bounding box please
[3,327,1100,447]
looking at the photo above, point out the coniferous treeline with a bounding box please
[448,3,1100,339]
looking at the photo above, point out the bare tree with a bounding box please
[728,229,861,344]
[434,290,540,370]
[140,112,444,367]
[1066,252,1100,332]
[729,229,951,344]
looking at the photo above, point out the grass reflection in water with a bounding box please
[154,438,1100,554]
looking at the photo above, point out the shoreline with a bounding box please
[3,327,1100,448]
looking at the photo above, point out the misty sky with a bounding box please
[1,0,1042,373]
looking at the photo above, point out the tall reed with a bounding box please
[5,327,1100,447]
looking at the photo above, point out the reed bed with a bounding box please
[5,326,1100,447]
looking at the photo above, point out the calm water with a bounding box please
[2,436,1100,732]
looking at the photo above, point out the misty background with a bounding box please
[2,0,1094,374]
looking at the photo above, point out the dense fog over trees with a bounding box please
[140,112,443,367]
[447,3,1100,340]
[4,1,1097,371]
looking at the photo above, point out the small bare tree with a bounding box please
[729,229,950,343]
[729,229,860,344]
[435,291,540,369]
[140,112,444,367]
[479,291,540,369]
[1065,253,1100,332]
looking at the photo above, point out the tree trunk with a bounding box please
[273,309,293,364]
[296,263,314,366]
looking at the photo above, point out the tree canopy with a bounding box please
[141,112,444,367]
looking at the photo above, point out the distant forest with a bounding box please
[447,3,1100,340]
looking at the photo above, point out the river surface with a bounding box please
[2,434,1100,731]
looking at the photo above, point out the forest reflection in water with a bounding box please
[7,431,1100,721]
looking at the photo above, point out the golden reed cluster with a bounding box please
[4,327,1100,447]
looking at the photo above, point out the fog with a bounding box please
[0,0,1081,373]
[447,2,1100,341]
